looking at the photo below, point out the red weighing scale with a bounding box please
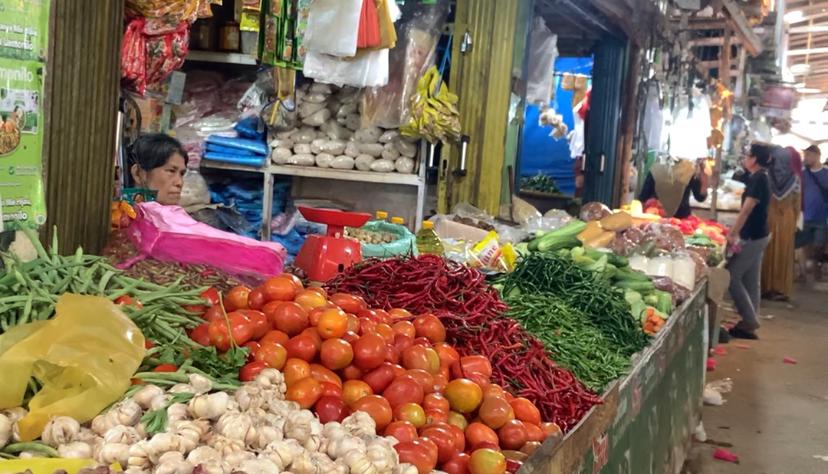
[294,206,372,282]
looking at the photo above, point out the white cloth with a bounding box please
[569,107,585,159]
[642,82,664,151]
[526,18,559,105]
[668,93,712,160]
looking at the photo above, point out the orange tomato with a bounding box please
[262,277,297,302]
[423,393,450,413]
[300,327,323,350]
[305,286,327,298]
[392,320,416,338]
[434,343,460,369]
[329,293,367,314]
[445,379,483,414]
[541,422,563,442]
[497,420,528,450]
[342,380,373,406]
[447,411,468,430]
[269,302,309,336]
[453,355,493,379]
[280,272,304,289]
[260,329,290,346]
[478,396,514,430]
[254,341,287,370]
[413,314,446,343]
[320,338,354,370]
[346,315,360,333]
[394,403,427,428]
[469,448,506,474]
[286,377,323,409]
[283,358,311,386]
[309,364,342,387]
[225,286,251,312]
[402,345,440,374]
[465,422,499,451]
[294,289,328,310]
[483,384,508,400]
[352,395,393,430]
[375,323,395,344]
[317,308,348,339]
[510,398,542,426]
[389,308,413,321]
[405,369,435,394]
[524,423,544,443]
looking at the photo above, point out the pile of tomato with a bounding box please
[188,275,562,474]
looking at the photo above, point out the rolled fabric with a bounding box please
[207,135,269,156]
[203,152,267,167]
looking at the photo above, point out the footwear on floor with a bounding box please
[729,327,759,340]
[718,328,731,344]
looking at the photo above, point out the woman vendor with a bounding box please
[639,158,709,218]
[128,133,188,206]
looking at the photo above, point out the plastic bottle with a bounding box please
[416,221,444,256]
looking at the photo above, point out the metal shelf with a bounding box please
[187,50,258,66]
[269,165,423,186]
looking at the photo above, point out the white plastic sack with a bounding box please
[331,156,356,170]
[395,157,415,174]
[180,169,210,207]
[370,159,395,173]
[316,153,335,168]
[526,18,559,105]
[355,154,375,171]
[303,0,363,58]
[288,154,316,166]
[304,49,390,89]
[272,148,293,164]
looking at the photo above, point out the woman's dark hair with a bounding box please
[129,133,188,172]
[749,142,773,167]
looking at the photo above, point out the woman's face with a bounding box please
[131,153,187,205]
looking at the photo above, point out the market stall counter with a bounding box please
[522,281,708,474]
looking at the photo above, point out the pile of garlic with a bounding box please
[270,83,418,174]
[0,369,417,474]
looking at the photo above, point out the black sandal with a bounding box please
[729,327,759,340]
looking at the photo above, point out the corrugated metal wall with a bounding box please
[43,0,124,254]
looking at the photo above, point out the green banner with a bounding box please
[0,0,50,230]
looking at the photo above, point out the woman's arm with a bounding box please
[729,197,758,244]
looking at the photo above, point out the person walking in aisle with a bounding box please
[728,143,773,340]
[796,145,828,281]
[760,146,801,301]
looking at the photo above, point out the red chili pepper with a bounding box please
[153,364,178,373]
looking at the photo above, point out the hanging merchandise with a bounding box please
[642,82,664,152]
[357,0,382,49]
[400,65,461,144]
[539,108,568,140]
[361,6,443,128]
[304,49,390,88]
[668,91,712,160]
[126,0,206,24]
[303,0,364,58]
[569,90,590,159]
[261,0,306,68]
[526,17,559,105]
[121,18,190,95]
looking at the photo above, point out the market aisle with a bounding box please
[687,284,828,474]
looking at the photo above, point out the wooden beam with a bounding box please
[689,36,741,47]
[721,26,732,87]
[790,25,828,34]
[721,0,762,56]
[788,47,828,56]
[673,18,728,30]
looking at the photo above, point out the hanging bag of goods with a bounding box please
[126,0,202,23]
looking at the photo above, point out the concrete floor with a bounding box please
[685,283,828,474]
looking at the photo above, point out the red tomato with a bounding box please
[385,344,401,365]
[238,309,270,339]
[329,293,368,314]
[521,441,542,456]
[510,398,542,426]
[310,364,342,387]
[385,420,418,443]
[270,302,309,336]
[286,377,323,409]
[203,304,226,323]
[243,341,261,361]
[423,393,450,413]
[434,343,460,369]
[342,330,360,344]
[479,396,514,430]
[433,372,449,394]
[153,364,177,373]
[363,362,397,393]
[262,276,298,302]
[358,317,378,336]
[352,395,393,430]
[412,337,432,347]
[464,372,492,392]
[498,420,528,450]
[260,329,290,347]
[402,345,440,374]
[189,323,211,346]
[225,286,251,312]
[254,341,287,370]
[469,448,506,474]
[395,438,438,474]
[453,355,493,379]
[283,359,311,386]
[420,424,460,463]
[300,327,323,350]
[376,323,395,344]
[207,320,232,352]
[320,382,343,398]
[227,312,256,345]
[353,333,387,371]
[200,287,221,306]
[315,396,349,424]
[524,423,544,443]
[394,403,427,428]
[341,364,364,381]
[393,334,415,356]
[413,314,446,343]
[346,315,360,333]
[285,335,318,362]
[239,360,267,382]
[442,453,471,474]
[320,338,354,370]
[389,308,413,321]
[466,422,499,451]
[247,288,267,310]
[383,375,424,408]
[392,320,416,338]
[405,369,435,394]
[115,295,143,309]
[342,380,373,406]
[392,364,407,378]
[374,309,392,324]
[541,422,563,442]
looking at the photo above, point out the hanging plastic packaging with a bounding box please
[526,18,559,105]
[0,294,146,441]
[126,0,201,23]
[304,49,390,88]
[303,0,363,58]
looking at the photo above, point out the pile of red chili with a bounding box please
[327,255,602,430]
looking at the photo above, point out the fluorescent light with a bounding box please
[785,10,804,22]
[797,88,822,94]
[790,63,811,74]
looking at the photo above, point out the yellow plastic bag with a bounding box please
[0,459,118,474]
[0,295,146,441]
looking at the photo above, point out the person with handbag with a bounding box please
[796,145,828,281]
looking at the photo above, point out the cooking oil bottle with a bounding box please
[416,221,444,255]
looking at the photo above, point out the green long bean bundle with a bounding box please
[498,253,649,354]
[507,294,632,391]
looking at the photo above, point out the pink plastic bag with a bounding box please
[123,202,286,278]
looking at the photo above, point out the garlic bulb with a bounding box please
[188,374,213,394]
[57,441,92,459]
[41,416,81,447]
[189,391,230,420]
[262,438,304,470]
[133,385,165,410]
[155,451,194,474]
[103,425,142,445]
[99,442,131,468]
[0,414,11,448]
[343,411,377,438]
[239,458,282,474]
